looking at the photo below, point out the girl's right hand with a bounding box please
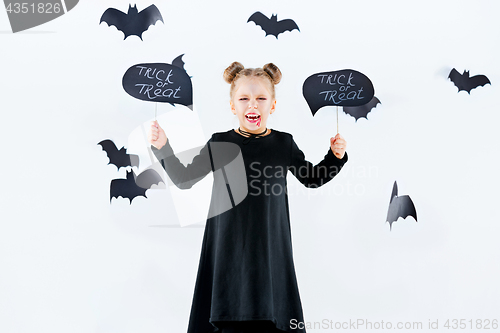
[148,120,168,149]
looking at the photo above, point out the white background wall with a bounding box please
[1,0,499,332]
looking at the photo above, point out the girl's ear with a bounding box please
[270,100,276,114]
[230,100,236,114]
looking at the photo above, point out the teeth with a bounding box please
[246,114,260,120]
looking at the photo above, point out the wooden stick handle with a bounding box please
[336,106,339,134]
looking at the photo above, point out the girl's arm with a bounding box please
[148,121,213,189]
[288,134,348,188]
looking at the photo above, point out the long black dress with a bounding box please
[151,129,348,333]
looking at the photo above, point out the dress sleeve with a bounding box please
[151,136,214,189]
[288,136,348,188]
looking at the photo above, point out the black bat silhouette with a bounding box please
[98,139,139,170]
[110,169,164,203]
[172,54,186,71]
[247,12,299,38]
[343,96,381,121]
[386,181,417,231]
[100,4,163,40]
[448,68,491,94]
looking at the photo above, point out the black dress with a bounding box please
[151,129,348,333]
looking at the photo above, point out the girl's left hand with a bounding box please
[330,133,347,159]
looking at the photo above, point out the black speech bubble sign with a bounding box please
[303,69,374,116]
[122,62,193,109]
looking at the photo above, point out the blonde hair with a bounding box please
[223,62,282,100]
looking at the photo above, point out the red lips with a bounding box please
[245,113,260,123]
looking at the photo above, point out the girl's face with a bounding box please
[230,77,276,134]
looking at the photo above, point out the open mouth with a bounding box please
[245,113,260,121]
[245,113,261,126]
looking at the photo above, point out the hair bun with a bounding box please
[223,62,245,84]
[263,63,282,84]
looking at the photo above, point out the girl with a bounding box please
[148,62,347,333]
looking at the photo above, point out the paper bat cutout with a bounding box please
[110,169,164,203]
[342,96,381,121]
[172,54,186,71]
[448,68,491,94]
[247,12,300,38]
[386,181,417,231]
[98,139,139,170]
[100,4,163,40]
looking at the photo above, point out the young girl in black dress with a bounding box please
[148,62,347,333]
